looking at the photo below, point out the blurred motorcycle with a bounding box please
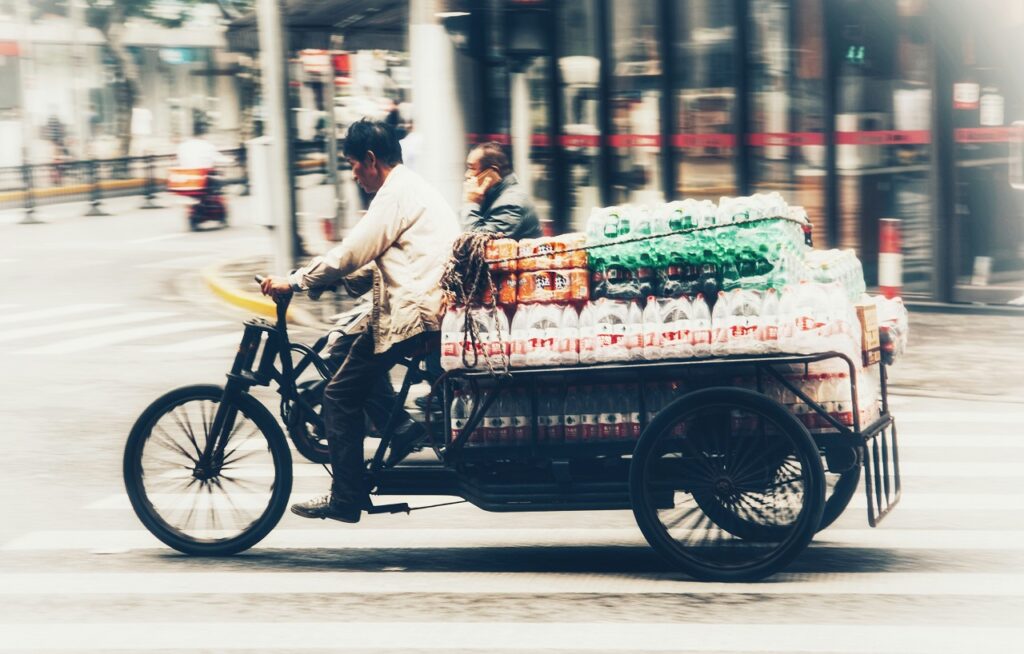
[166,167,227,231]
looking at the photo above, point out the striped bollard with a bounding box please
[878,218,902,299]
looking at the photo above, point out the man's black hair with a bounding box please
[343,118,403,166]
[471,141,511,177]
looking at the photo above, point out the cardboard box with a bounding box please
[855,301,881,366]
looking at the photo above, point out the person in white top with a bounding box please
[175,122,226,170]
[260,119,460,523]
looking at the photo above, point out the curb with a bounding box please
[202,264,322,328]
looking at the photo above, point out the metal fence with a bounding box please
[0,141,330,213]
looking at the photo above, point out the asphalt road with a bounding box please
[2,200,1024,653]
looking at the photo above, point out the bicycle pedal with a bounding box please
[366,502,410,515]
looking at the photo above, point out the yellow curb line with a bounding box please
[202,265,321,327]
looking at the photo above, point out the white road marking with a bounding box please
[896,433,1024,448]
[1,622,1017,653]
[81,490,1024,512]
[898,411,1023,424]
[0,304,120,326]
[8,527,1024,553]
[20,320,231,355]
[137,254,217,270]
[128,233,187,244]
[149,332,243,353]
[1,571,1024,599]
[0,311,176,344]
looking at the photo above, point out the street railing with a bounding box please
[0,140,332,213]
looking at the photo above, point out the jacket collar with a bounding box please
[481,172,518,209]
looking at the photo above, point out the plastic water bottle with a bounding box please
[539,387,564,443]
[759,288,780,353]
[660,296,695,360]
[509,305,529,368]
[625,385,641,440]
[564,385,582,443]
[558,305,580,366]
[578,303,597,365]
[641,296,663,360]
[440,308,464,371]
[626,301,644,361]
[526,304,560,367]
[510,388,530,445]
[580,386,599,442]
[450,389,469,444]
[594,299,629,363]
[724,289,762,355]
[710,291,732,356]
[691,293,713,357]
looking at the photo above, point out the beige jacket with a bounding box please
[288,165,460,354]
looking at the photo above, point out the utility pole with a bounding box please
[256,0,298,270]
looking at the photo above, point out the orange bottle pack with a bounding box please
[517,234,588,271]
[485,239,519,272]
[481,273,518,306]
[517,269,589,303]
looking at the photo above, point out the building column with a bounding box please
[409,0,467,211]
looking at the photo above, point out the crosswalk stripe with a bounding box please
[7,527,1024,553]
[0,622,1017,653]
[81,488,1024,512]
[896,434,1024,447]
[137,254,218,269]
[20,320,232,355]
[1,570,1023,598]
[149,332,243,353]
[0,303,120,326]
[0,311,176,343]
[898,411,1023,424]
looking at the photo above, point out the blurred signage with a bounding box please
[748,132,825,147]
[953,82,980,110]
[0,42,18,57]
[979,93,1005,127]
[159,48,198,64]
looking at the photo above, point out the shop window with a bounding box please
[674,0,739,201]
[748,0,827,237]
[607,0,663,206]
[558,0,602,231]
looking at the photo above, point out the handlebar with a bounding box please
[254,275,291,328]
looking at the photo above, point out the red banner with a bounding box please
[672,133,737,148]
[954,127,1021,143]
[607,134,662,148]
[747,132,825,147]
[835,130,930,145]
[559,134,601,148]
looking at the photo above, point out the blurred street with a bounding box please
[1,191,1024,652]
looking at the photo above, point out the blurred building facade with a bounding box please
[452,0,1024,305]
[0,3,241,164]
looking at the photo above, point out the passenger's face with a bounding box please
[464,149,486,182]
[348,152,383,193]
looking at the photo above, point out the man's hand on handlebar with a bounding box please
[259,276,293,300]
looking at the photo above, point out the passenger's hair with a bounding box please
[471,141,511,177]
[342,118,403,166]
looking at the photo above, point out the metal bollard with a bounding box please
[18,162,42,225]
[140,154,161,209]
[878,218,902,299]
[85,159,109,217]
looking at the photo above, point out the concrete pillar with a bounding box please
[409,0,467,211]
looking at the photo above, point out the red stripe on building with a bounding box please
[607,134,662,148]
[747,132,825,147]
[954,127,1020,143]
[559,134,601,148]
[835,130,930,145]
[0,42,18,56]
[672,133,737,148]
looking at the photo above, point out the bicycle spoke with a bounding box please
[153,424,198,464]
[170,407,203,459]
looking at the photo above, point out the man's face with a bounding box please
[464,149,486,182]
[348,152,383,194]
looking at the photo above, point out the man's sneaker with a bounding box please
[386,422,428,467]
[290,495,362,523]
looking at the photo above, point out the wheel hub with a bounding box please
[714,476,735,496]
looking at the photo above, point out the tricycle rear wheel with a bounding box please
[630,387,824,581]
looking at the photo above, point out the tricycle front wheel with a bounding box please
[630,387,825,582]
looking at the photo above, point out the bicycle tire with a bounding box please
[123,384,293,556]
[288,379,331,464]
[630,387,824,582]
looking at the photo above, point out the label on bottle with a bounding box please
[564,414,581,442]
[510,415,529,445]
[729,317,758,338]
[628,412,642,439]
[761,325,779,341]
[598,412,625,440]
[580,413,599,441]
[544,414,564,442]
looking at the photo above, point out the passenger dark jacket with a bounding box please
[460,173,542,240]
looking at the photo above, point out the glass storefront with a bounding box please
[949,0,1024,303]
[674,0,739,201]
[466,0,1024,304]
[606,0,663,206]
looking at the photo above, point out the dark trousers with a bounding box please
[323,329,432,503]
